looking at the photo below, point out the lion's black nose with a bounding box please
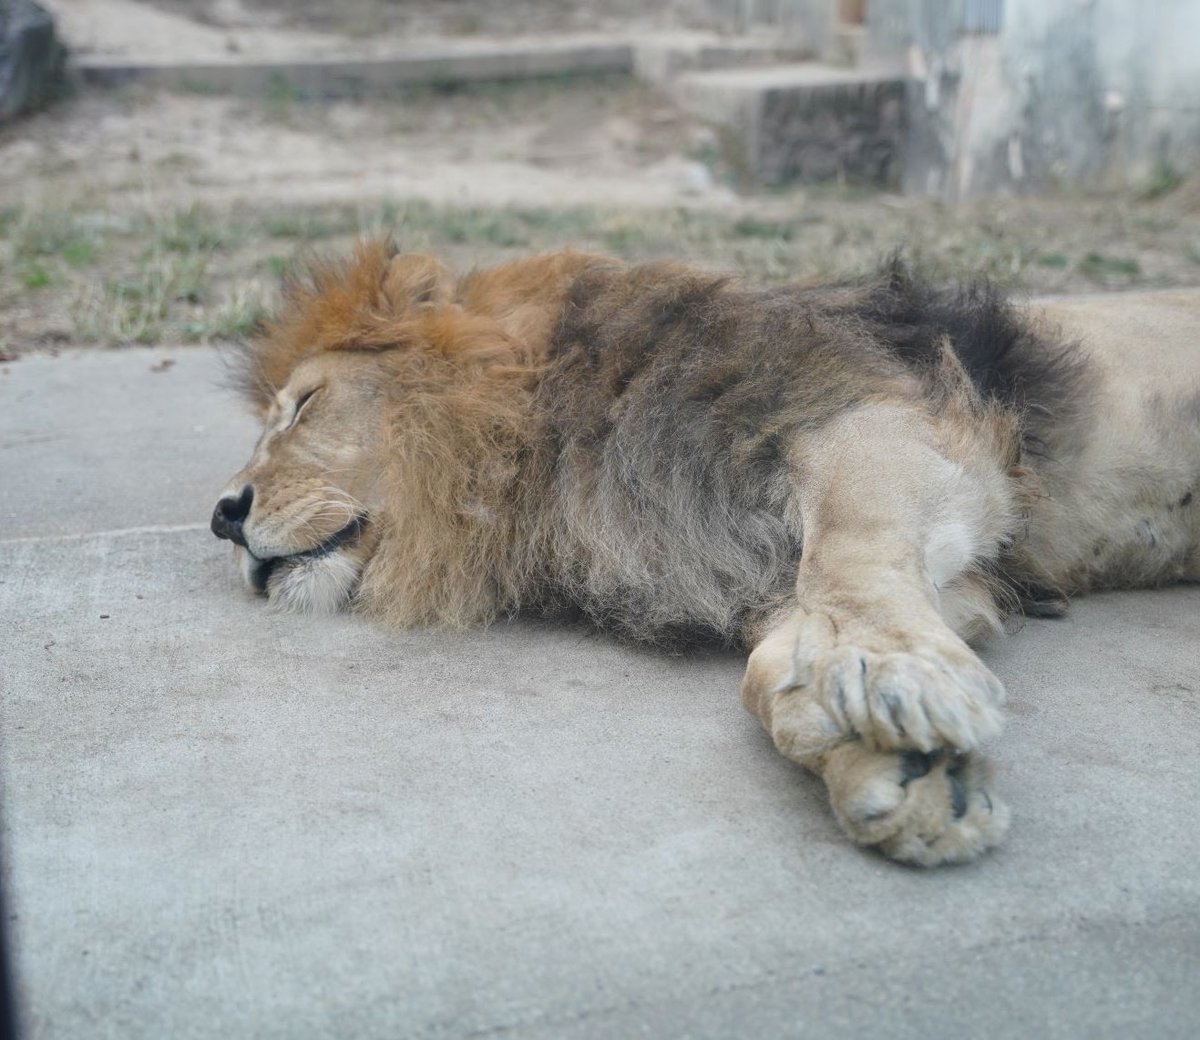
[211,485,253,547]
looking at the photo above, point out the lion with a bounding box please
[211,240,1200,866]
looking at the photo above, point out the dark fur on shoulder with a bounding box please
[830,259,1093,459]
[522,259,1087,645]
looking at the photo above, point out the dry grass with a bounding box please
[2,185,1199,352]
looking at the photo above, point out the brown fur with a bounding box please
[217,241,1200,867]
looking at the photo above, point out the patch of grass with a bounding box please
[60,239,98,267]
[1036,252,1070,269]
[7,208,101,267]
[732,216,795,241]
[73,250,210,346]
[263,254,300,279]
[157,206,231,253]
[262,209,360,241]
[1078,252,1141,279]
[22,262,51,289]
[431,208,531,248]
[204,286,268,342]
[1139,161,1184,201]
[263,71,303,121]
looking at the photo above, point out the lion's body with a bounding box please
[217,243,1200,866]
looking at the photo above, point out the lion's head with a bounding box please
[211,344,390,613]
[212,240,596,625]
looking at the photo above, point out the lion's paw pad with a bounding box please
[829,747,1009,867]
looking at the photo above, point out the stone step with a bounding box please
[77,37,637,95]
[667,63,906,186]
[74,31,812,98]
[632,33,813,83]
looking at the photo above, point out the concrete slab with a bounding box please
[2,344,1199,1039]
[0,348,257,539]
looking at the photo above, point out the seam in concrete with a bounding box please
[0,522,209,547]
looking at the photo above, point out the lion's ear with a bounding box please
[382,254,455,312]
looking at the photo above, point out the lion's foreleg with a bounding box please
[741,403,1018,864]
[788,403,1017,752]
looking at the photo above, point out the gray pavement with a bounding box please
[1,344,1199,1039]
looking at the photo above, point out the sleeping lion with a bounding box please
[211,241,1200,866]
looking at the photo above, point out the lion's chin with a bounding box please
[265,550,362,614]
[234,545,363,615]
[233,515,369,614]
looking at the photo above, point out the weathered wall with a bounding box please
[870,0,1200,199]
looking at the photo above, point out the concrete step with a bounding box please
[632,32,813,82]
[74,31,812,97]
[667,63,906,186]
[77,36,637,95]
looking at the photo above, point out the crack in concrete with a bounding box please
[0,522,209,547]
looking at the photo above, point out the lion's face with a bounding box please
[212,350,389,613]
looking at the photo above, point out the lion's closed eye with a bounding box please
[287,387,322,428]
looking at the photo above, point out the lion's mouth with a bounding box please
[247,514,367,594]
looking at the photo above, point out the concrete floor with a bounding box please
[1,343,1198,1039]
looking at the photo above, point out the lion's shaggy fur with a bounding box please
[231,240,1106,645]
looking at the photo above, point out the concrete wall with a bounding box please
[870,0,1200,199]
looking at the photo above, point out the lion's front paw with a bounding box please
[792,611,1005,753]
[823,743,1009,866]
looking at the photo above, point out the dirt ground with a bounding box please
[3,68,1200,352]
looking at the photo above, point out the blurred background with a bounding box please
[1,0,1199,353]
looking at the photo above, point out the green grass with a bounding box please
[262,71,304,122]
[1139,161,1184,202]
[731,216,796,241]
[73,251,210,345]
[1078,252,1141,280]
[5,208,103,268]
[59,239,98,266]
[157,205,233,253]
[1036,252,1070,269]
[22,262,52,289]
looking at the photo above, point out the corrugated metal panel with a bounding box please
[963,0,1004,34]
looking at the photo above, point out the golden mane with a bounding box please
[234,239,610,411]
[227,240,607,627]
